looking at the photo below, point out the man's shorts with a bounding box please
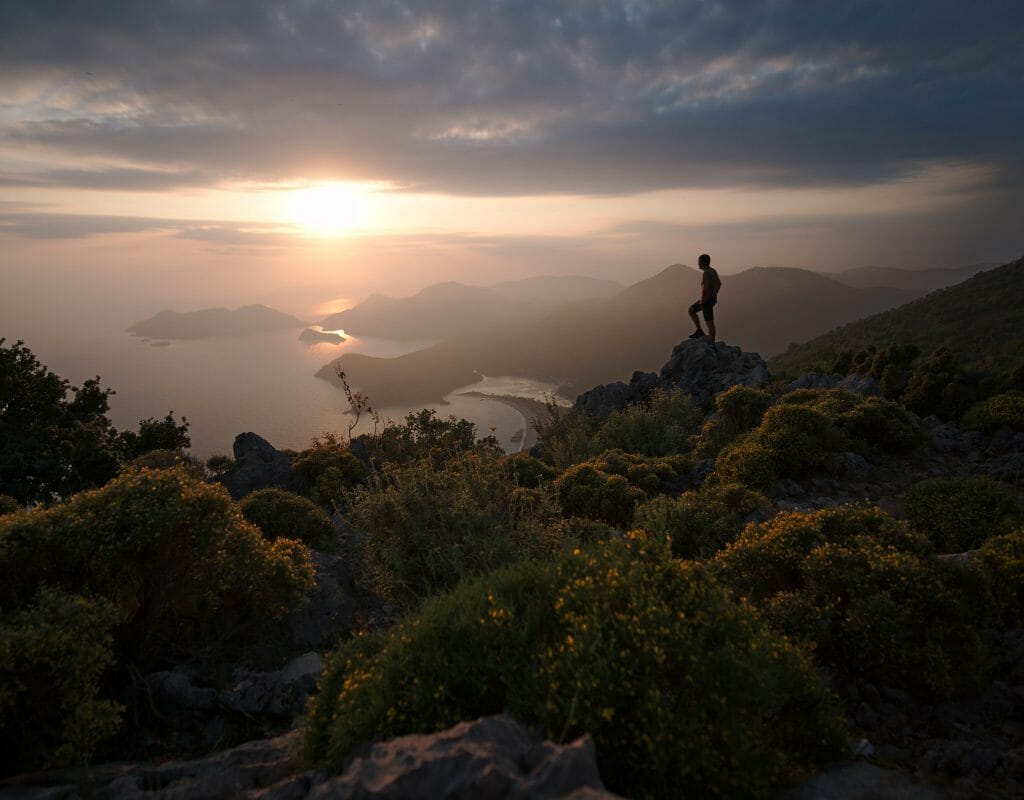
[689,298,716,322]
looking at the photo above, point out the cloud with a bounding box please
[0,210,292,243]
[1,0,1021,196]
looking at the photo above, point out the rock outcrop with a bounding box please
[2,717,621,800]
[784,371,883,397]
[216,433,308,500]
[574,339,771,417]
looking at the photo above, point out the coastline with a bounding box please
[456,392,556,453]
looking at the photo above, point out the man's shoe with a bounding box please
[688,329,706,339]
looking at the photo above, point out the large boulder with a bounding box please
[3,717,621,799]
[220,653,323,717]
[656,338,770,408]
[573,371,656,419]
[216,433,308,500]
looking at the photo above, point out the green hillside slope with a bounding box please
[769,256,1024,378]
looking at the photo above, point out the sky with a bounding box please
[2,0,1023,318]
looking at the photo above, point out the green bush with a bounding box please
[119,412,190,460]
[344,452,559,607]
[758,404,845,477]
[533,402,601,469]
[695,385,773,457]
[305,535,848,799]
[502,452,558,488]
[360,409,501,468]
[0,465,315,665]
[635,483,772,559]
[712,433,780,491]
[835,397,923,454]
[292,433,366,505]
[552,450,690,527]
[0,494,18,515]
[241,488,337,550]
[962,390,1024,434]
[0,588,122,772]
[594,388,701,456]
[975,527,1024,627]
[904,476,1023,552]
[714,505,988,697]
[900,347,981,421]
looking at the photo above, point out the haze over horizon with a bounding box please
[2,0,1023,323]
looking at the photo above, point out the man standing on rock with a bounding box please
[688,253,721,345]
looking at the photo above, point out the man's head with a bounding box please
[698,253,711,270]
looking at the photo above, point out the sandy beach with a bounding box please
[457,392,558,452]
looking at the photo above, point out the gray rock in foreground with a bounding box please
[784,761,943,800]
[216,432,309,500]
[2,717,621,800]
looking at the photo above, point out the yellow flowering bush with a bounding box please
[714,505,988,697]
[305,534,848,799]
[0,465,314,665]
[962,390,1024,433]
[345,452,561,607]
[594,388,702,456]
[974,526,1024,627]
[904,476,1023,552]
[695,384,773,457]
[240,487,337,550]
[292,433,365,505]
[635,482,772,559]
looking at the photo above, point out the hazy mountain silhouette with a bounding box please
[316,264,920,404]
[319,276,623,340]
[770,255,1024,377]
[488,275,623,305]
[127,304,307,339]
[828,263,998,292]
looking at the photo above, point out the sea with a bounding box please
[5,315,566,460]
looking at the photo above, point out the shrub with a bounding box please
[305,535,848,799]
[0,465,314,665]
[714,505,988,697]
[360,409,500,468]
[0,588,122,772]
[975,527,1024,627]
[119,412,191,460]
[962,390,1024,434]
[240,488,337,550]
[712,433,779,491]
[0,494,18,515]
[293,433,366,505]
[900,347,980,421]
[758,404,845,476]
[552,450,690,527]
[344,452,559,607]
[695,385,773,457]
[835,397,923,454]
[594,388,701,456]
[502,452,558,489]
[635,483,772,559]
[127,449,206,477]
[533,402,600,469]
[904,476,1023,552]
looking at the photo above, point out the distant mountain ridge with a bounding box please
[127,304,307,339]
[319,275,622,340]
[769,255,1024,377]
[316,264,921,405]
[828,263,998,292]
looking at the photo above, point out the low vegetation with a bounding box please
[305,534,849,799]
[903,476,1023,552]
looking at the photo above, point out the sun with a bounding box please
[289,183,363,236]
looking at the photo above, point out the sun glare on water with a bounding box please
[290,183,363,236]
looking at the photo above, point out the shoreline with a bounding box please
[456,392,558,453]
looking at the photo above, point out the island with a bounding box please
[127,304,308,340]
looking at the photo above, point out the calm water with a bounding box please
[9,320,566,459]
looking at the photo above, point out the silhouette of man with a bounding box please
[688,253,721,345]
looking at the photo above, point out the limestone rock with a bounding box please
[784,372,883,397]
[220,653,324,717]
[656,339,770,408]
[216,433,309,500]
[784,761,942,800]
[573,371,656,419]
[284,550,364,650]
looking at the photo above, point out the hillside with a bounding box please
[316,264,920,404]
[127,304,307,339]
[769,255,1024,377]
[319,276,623,341]
[829,262,998,291]
[319,282,545,340]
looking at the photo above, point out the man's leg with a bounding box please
[688,302,705,337]
[707,319,716,345]
[704,300,716,345]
